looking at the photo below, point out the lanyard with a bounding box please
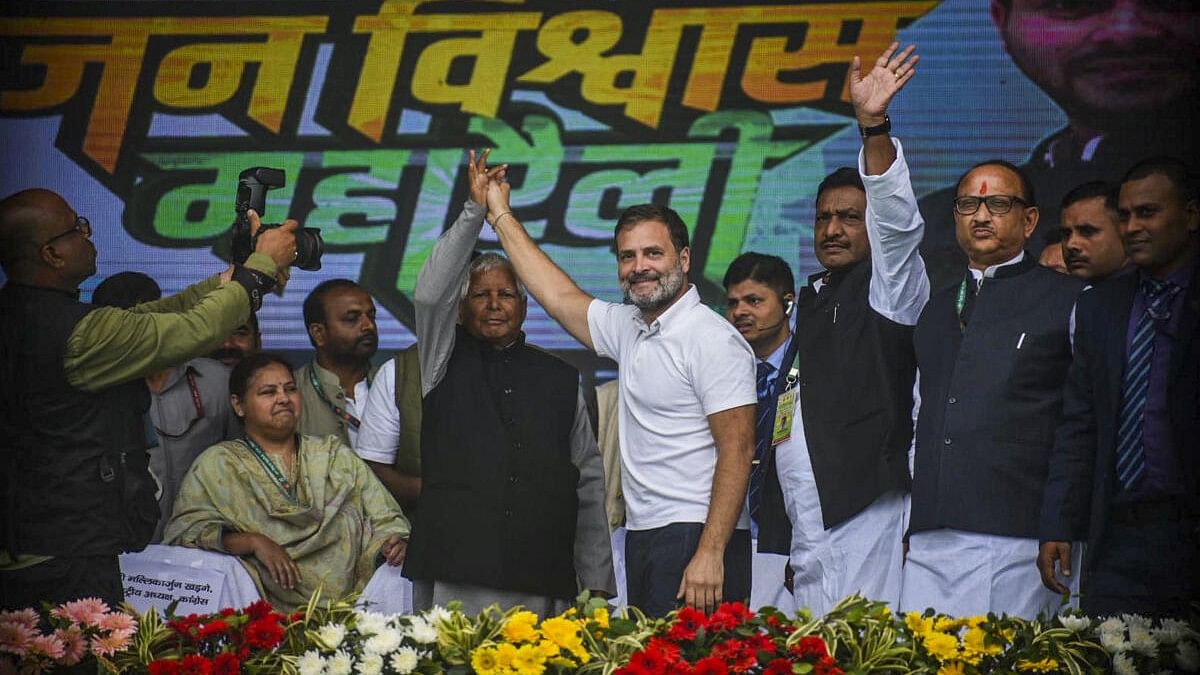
[956,275,974,333]
[154,370,206,439]
[307,365,362,430]
[241,436,299,502]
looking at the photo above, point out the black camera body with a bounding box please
[231,167,323,271]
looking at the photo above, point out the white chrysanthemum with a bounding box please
[390,647,420,675]
[1130,626,1159,657]
[1177,640,1200,672]
[1059,614,1091,633]
[356,653,383,675]
[1099,616,1127,634]
[327,650,353,675]
[297,649,326,675]
[317,623,347,651]
[425,606,452,626]
[1122,613,1152,631]
[364,627,403,655]
[1153,619,1191,646]
[356,612,390,637]
[1113,652,1137,675]
[1101,629,1132,654]
[409,617,438,644]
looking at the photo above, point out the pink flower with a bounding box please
[0,609,39,630]
[28,634,66,660]
[0,621,36,657]
[90,629,133,657]
[51,598,110,627]
[54,626,87,666]
[98,612,137,633]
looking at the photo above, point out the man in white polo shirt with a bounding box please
[485,185,757,616]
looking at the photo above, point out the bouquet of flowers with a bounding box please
[1094,613,1200,675]
[0,598,137,672]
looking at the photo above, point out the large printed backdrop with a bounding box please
[1,0,1164,360]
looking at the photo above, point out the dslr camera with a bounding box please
[231,167,323,271]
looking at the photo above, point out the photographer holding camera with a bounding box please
[0,187,298,610]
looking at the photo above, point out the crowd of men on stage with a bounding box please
[1,42,1196,621]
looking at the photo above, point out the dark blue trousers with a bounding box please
[624,522,751,617]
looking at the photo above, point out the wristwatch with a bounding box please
[858,114,891,138]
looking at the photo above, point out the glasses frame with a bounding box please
[952,195,1028,216]
[41,215,91,248]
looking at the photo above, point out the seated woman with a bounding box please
[165,353,409,611]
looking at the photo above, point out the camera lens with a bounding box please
[294,227,324,271]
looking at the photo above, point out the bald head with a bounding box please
[0,188,96,286]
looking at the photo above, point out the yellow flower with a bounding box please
[880,606,893,620]
[535,640,560,660]
[496,643,519,670]
[541,617,581,649]
[906,612,935,636]
[513,644,546,675]
[503,611,540,643]
[937,662,966,675]
[922,630,961,662]
[472,647,500,675]
[966,616,987,629]
[935,617,966,633]
[592,607,610,629]
[1016,658,1060,673]
[963,627,1004,657]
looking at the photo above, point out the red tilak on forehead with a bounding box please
[980,181,988,195]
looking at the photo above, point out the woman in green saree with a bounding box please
[164,353,409,611]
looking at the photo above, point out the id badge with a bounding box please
[771,388,796,445]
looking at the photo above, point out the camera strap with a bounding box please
[307,364,362,430]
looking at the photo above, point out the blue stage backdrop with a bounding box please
[4,0,1187,367]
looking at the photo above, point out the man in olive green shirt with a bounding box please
[0,187,297,609]
[295,279,379,447]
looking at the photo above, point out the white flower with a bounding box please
[425,606,452,626]
[1122,613,1153,631]
[1178,640,1200,672]
[327,650,353,675]
[1101,630,1132,654]
[390,647,420,675]
[1153,619,1191,646]
[1059,614,1092,633]
[317,623,347,651]
[356,653,383,675]
[356,612,390,637]
[408,616,438,644]
[297,649,326,675]
[1130,625,1159,657]
[1113,652,1138,675]
[1099,616,1126,635]
[364,627,403,655]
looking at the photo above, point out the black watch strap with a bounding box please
[858,114,891,138]
[231,265,277,311]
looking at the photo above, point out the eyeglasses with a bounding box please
[41,215,92,247]
[953,195,1028,216]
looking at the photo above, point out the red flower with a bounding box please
[791,636,828,660]
[616,663,651,675]
[764,658,792,675]
[289,611,305,623]
[180,654,214,675]
[667,607,707,642]
[219,608,237,618]
[631,646,671,673]
[746,633,777,656]
[690,656,728,675]
[196,620,231,640]
[242,600,273,621]
[149,660,182,675]
[169,615,202,640]
[213,652,241,675]
[243,617,284,650]
[645,637,682,662]
[813,655,843,675]
[707,602,753,632]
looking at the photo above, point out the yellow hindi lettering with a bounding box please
[740,2,937,104]
[352,0,540,141]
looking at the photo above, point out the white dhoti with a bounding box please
[751,543,795,613]
[900,529,1081,619]
[775,397,906,617]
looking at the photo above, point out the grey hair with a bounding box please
[459,251,528,301]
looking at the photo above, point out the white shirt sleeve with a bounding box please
[860,137,930,327]
[354,358,400,464]
[587,299,625,361]
[692,327,757,415]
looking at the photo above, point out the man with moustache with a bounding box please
[1040,157,1199,617]
[295,279,379,448]
[401,150,613,614]
[486,171,757,616]
[209,312,261,368]
[901,157,1086,618]
[755,43,927,615]
[1059,182,1129,283]
[0,188,295,609]
[918,0,1200,291]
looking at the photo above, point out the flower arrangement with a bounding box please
[2,592,1199,674]
[0,598,136,672]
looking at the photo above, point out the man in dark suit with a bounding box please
[1039,156,1199,617]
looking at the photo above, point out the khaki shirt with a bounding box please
[295,360,371,448]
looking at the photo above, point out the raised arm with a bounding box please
[850,42,929,326]
[485,177,596,350]
[413,149,503,395]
